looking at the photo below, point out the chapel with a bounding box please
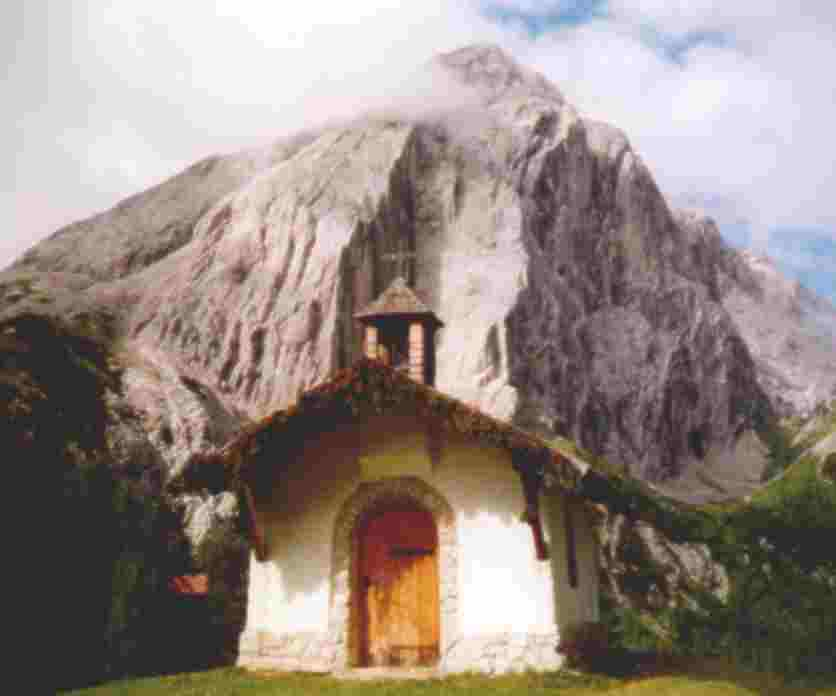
[220,276,602,674]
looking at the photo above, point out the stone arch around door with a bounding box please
[330,477,458,669]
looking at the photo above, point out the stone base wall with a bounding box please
[238,630,562,674]
[238,630,338,672]
[441,632,562,674]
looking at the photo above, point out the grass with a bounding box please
[66,664,836,696]
[753,450,832,506]
[793,403,836,453]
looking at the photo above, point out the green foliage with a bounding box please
[754,399,836,482]
[823,453,836,481]
[1,312,212,690]
[564,406,835,679]
[193,523,250,664]
[603,593,729,663]
[59,458,194,691]
[549,436,627,477]
[720,461,836,676]
[759,420,806,481]
[601,455,836,680]
[557,621,612,672]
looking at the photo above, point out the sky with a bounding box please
[3,1,835,304]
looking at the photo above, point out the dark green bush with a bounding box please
[823,452,836,482]
[557,621,612,672]
[58,458,195,691]
[600,458,836,681]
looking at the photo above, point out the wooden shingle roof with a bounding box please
[355,277,443,325]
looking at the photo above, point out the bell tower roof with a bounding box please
[355,276,444,327]
[354,276,443,385]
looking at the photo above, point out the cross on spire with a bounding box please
[381,247,418,285]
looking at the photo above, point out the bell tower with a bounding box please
[354,277,444,385]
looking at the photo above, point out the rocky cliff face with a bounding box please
[8,45,836,505]
[719,247,836,417]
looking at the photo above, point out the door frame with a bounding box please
[330,477,458,670]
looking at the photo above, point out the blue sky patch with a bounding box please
[481,1,607,37]
[719,221,752,250]
[636,26,734,65]
[768,229,836,305]
[480,1,732,62]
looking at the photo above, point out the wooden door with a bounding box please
[359,507,439,667]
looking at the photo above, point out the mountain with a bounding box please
[9,45,836,506]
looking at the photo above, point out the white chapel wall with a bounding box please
[543,490,600,630]
[240,413,585,670]
[431,435,556,637]
[244,420,364,638]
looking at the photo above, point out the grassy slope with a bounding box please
[752,401,836,504]
[792,402,836,452]
[66,666,836,696]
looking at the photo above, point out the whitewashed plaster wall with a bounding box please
[543,491,600,630]
[430,439,556,637]
[239,412,596,671]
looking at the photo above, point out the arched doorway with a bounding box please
[357,505,440,667]
[330,477,456,670]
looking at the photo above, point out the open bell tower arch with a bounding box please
[354,277,444,385]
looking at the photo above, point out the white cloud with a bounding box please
[607,0,785,40]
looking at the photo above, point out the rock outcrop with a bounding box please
[597,512,729,612]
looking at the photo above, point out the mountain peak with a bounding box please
[435,44,564,104]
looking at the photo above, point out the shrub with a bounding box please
[822,452,836,482]
[557,621,611,672]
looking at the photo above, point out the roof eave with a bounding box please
[354,311,445,327]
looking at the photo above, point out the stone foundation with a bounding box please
[238,630,562,674]
[238,630,339,672]
[441,632,562,674]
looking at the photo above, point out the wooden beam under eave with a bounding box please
[563,497,579,588]
[425,417,444,469]
[513,452,550,561]
[241,482,268,562]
